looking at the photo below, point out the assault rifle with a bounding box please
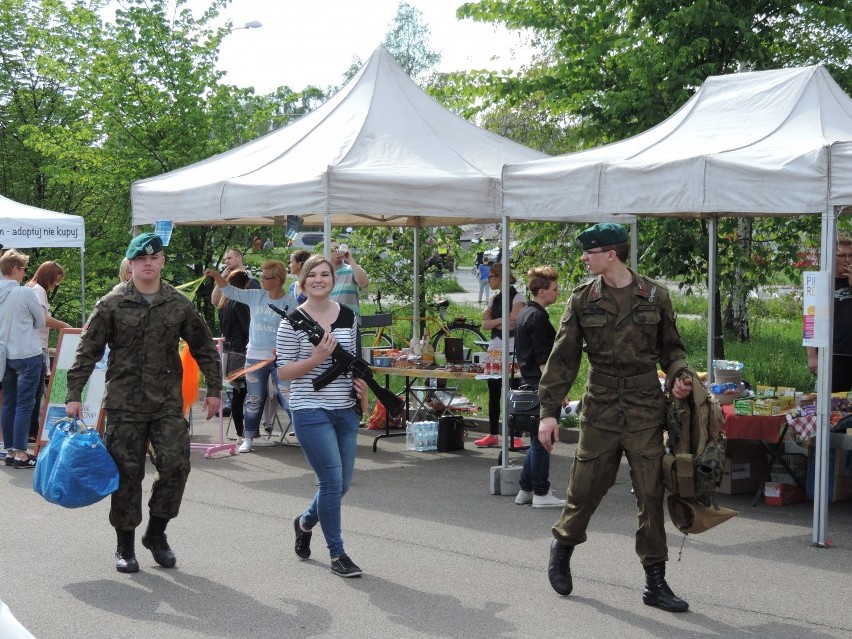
[269,304,405,418]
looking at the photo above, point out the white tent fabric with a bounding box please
[503,65,852,218]
[131,47,547,229]
[0,195,85,248]
[0,193,87,322]
[502,65,852,547]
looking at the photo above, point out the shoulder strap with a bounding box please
[1,287,22,343]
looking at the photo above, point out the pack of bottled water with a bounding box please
[406,421,438,451]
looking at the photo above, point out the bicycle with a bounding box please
[360,292,486,361]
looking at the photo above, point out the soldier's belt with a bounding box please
[588,369,659,389]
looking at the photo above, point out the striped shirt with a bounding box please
[331,264,361,318]
[276,303,357,411]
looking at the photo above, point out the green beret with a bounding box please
[576,223,628,251]
[126,232,163,259]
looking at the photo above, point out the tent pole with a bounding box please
[323,214,331,258]
[412,224,421,344]
[629,220,638,270]
[707,216,718,381]
[812,205,837,547]
[79,247,87,324]
[500,217,510,469]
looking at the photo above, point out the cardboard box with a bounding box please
[764,481,807,506]
[717,441,768,494]
[753,398,782,416]
[733,399,754,416]
[807,447,852,502]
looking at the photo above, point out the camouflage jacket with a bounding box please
[539,270,689,432]
[66,280,222,415]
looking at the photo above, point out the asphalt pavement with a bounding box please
[3,269,851,638]
[3,420,852,639]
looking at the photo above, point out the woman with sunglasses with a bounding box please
[0,250,46,469]
[206,259,296,452]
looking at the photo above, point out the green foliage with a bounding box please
[382,2,441,77]
[0,0,329,327]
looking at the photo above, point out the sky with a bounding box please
[201,0,534,93]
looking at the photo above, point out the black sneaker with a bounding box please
[13,455,37,469]
[4,455,14,467]
[293,516,312,560]
[330,554,362,578]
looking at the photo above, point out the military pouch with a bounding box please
[675,453,695,499]
[693,440,726,507]
[662,454,677,494]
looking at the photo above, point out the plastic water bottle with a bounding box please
[428,421,438,451]
[414,422,426,451]
[405,422,416,451]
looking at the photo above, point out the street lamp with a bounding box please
[233,20,262,30]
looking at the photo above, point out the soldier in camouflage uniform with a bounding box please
[538,223,695,612]
[66,233,222,574]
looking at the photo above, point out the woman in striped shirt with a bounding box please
[276,255,367,578]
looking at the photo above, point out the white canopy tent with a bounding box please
[131,46,554,349]
[131,46,548,230]
[502,65,852,546]
[0,194,87,321]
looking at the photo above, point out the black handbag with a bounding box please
[507,384,540,435]
[437,415,465,452]
[223,351,247,379]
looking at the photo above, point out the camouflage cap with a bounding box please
[126,232,163,259]
[576,223,628,251]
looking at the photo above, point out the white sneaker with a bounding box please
[238,438,253,453]
[515,489,534,505]
[532,492,566,509]
[251,436,277,447]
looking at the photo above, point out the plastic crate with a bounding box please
[770,453,808,485]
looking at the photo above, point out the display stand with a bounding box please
[189,338,236,459]
[35,328,106,456]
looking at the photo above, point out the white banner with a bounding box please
[802,271,829,347]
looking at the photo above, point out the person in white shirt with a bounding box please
[25,261,73,440]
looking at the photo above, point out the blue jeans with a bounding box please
[519,438,552,495]
[1,354,44,452]
[243,358,285,438]
[293,407,360,558]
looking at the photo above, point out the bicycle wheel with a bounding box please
[361,329,394,350]
[432,324,486,361]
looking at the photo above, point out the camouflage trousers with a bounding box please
[552,423,668,566]
[102,412,191,531]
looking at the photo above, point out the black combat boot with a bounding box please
[141,516,177,568]
[547,540,574,596]
[115,529,139,574]
[642,562,689,612]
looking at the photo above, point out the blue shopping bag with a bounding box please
[32,418,119,509]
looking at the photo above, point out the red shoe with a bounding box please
[512,437,526,449]
[474,434,499,448]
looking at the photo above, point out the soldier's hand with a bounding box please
[538,417,559,453]
[672,376,693,399]
[202,395,222,420]
[66,401,83,420]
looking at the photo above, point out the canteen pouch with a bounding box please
[675,453,695,499]
[507,385,540,434]
[32,418,119,509]
[662,453,697,498]
[437,415,465,452]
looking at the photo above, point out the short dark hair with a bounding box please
[527,265,558,296]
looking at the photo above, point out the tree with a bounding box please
[0,0,328,327]
[382,2,441,78]
[453,0,852,342]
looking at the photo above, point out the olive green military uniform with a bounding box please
[539,270,689,565]
[66,281,222,531]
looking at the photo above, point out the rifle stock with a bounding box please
[270,304,405,418]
